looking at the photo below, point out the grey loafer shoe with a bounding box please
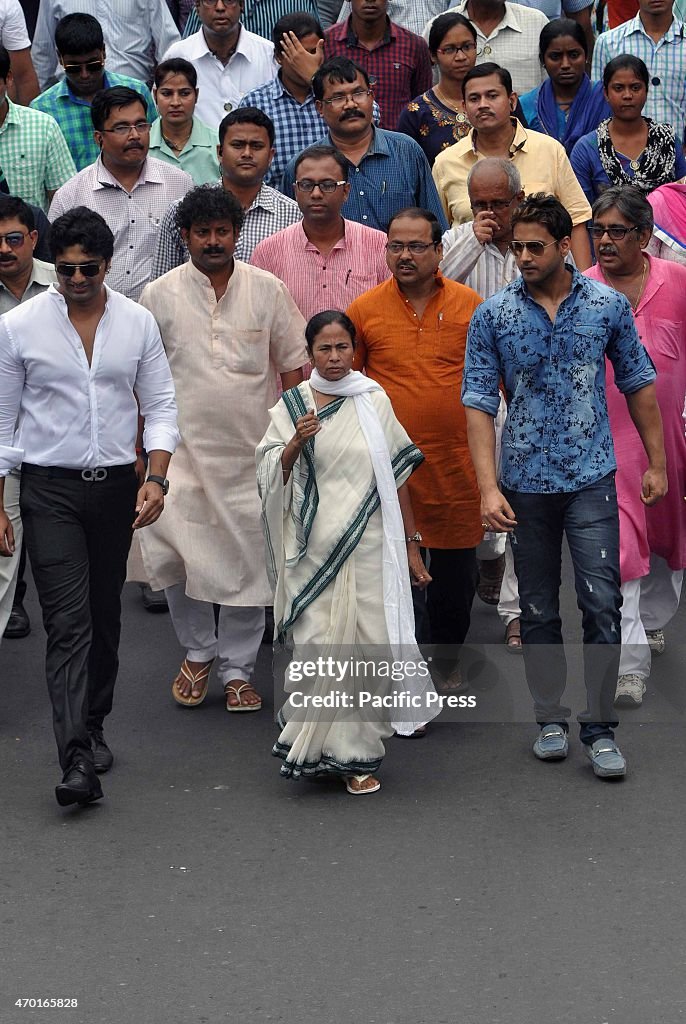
[585,739,626,778]
[533,724,568,761]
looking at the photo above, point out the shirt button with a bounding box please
[129,245,134,249]
[359,191,364,196]
[362,215,368,220]
[131,220,135,224]
[651,76,661,86]
[543,447,549,453]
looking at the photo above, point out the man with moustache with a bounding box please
[281,56,447,233]
[139,185,307,713]
[152,106,300,278]
[48,85,192,300]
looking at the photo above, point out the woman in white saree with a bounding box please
[256,311,439,795]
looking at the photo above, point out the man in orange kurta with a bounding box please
[347,206,483,684]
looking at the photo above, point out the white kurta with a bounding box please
[139,259,307,605]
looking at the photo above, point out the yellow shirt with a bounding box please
[432,118,592,227]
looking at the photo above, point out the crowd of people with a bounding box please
[0,0,683,806]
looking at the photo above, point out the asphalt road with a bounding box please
[2,554,685,1024]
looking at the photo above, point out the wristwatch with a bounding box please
[146,474,169,495]
[405,531,422,544]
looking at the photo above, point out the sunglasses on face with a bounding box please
[56,262,103,278]
[509,240,558,257]
[63,59,104,74]
[0,231,29,249]
[588,224,640,240]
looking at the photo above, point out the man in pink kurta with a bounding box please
[586,188,686,707]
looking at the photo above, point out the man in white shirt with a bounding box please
[0,207,179,807]
[0,0,39,103]
[163,0,276,129]
[48,85,193,299]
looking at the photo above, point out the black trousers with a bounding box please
[414,547,478,669]
[20,469,137,770]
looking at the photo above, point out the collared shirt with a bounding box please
[424,1,548,96]
[462,268,657,493]
[432,119,591,228]
[151,180,301,280]
[183,0,322,39]
[163,27,277,130]
[0,284,179,476]
[31,0,180,89]
[0,0,30,50]
[281,126,448,232]
[440,221,519,297]
[592,15,686,141]
[324,16,433,131]
[0,258,57,315]
[48,156,193,300]
[148,115,220,186]
[340,1,453,36]
[515,0,594,17]
[0,99,76,211]
[250,218,391,321]
[30,71,157,172]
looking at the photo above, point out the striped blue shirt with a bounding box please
[184,1,322,40]
[592,15,686,142]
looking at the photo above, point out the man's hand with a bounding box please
[472,211,499,247]
[480,487,517,532]
[279,30,324,83]
[641,465,668,506]
[132,481,165,529]
[0,509,15,556]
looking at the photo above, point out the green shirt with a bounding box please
[148,116,219,186]
[0,258,57,315]
[0,100,76,211]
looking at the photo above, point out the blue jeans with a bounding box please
[502,472,621,745]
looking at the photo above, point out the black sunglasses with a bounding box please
[56,261,103,278]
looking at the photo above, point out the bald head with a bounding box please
[467,157,524,248]
[467,157,521,196]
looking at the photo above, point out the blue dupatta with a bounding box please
[536,76,611,155]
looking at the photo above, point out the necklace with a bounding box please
[433,85,466,117]
[603,256,648,310]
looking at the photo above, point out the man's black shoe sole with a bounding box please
[55,783,104,806]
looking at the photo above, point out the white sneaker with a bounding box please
[646,629,665,655]
[614,673,646,708]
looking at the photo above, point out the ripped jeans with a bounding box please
[503,472,621,744]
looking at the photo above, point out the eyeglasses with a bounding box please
[471,197,517,212]
[56,261,103,278]
[0,230,29,249]
[295,179,347,193]
[509,240,558,257]
[588,224,640,240]
[199,0,240,7]
[436,42,478,57]
[62,59,104,74]
[100,121,151,136]
[385,241,438,255]
[321,87,373,108]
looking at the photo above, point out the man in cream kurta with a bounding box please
[139,185,307,711]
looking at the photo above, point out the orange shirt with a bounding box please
[348,273,483,549]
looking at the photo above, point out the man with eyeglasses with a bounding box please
[463,193,667,779]
[281,57,447,233]
[347,207,482,703]
[325,0,433,130]
[48,86,192,300]
[585,185,686,710]
[0,206,179,806]
[162,0,276,130]
[251,143,389,320]
[31,14,157,172]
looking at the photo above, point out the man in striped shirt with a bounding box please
[251,143,390,320]
[183,0,323,40]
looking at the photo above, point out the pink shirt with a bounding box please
[250,219,391,324]
[586,256,686,580]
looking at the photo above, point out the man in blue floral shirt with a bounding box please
[462,193,667,780]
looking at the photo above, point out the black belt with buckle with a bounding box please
[22,463,136,481]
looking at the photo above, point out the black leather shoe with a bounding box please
[89,728,114,773]
[140,583,168,613]
[55,762,104,807]
[3,603,30,639]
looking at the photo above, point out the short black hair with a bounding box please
[175,184,244,235]
[218,106,275,147]
[294,144,348,179]
[305,310,356,354]
[91,86,147,131]
[272,12,323,57]
[462,62,513,99]
[428,12,477,53]
[538,17,588,63]
[0,195,35,233]
[0,45,10,81]
[511,192,573,241]
[48,206,114,262]
[312,56,370,102]
[55,12,104,55]
[154,57,198,90]
[603,54,649,90]
[388,207,443,245]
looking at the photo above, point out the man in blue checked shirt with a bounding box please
[462,194,666,781]
[280,56,447,232]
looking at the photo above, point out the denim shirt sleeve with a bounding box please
[461,303,502,416]
[605,291,657,393]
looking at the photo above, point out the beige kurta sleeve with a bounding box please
[268,279,309,374]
